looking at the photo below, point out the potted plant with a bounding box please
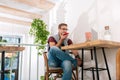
[29,19,49,54]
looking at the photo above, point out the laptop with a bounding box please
[91,28,99,40]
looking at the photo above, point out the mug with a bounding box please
[85,32,92,41]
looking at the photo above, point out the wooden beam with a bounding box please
[13,0,55,11]
[0,5,42,19]
[0,16,31,26]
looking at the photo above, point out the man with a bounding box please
[48,23,82,80]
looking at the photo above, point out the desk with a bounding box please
[0,46,25,80]
[61,40,120,80]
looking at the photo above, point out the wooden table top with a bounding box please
[61,40,120,50]
[0,46,25,53]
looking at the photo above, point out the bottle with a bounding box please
[103,26,112,40]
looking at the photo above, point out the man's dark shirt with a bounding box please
[48,36,73,51]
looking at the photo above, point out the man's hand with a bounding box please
[60,32,69,40]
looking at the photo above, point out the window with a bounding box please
[0,35,22,80]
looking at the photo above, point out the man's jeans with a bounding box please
[48,46,77,80]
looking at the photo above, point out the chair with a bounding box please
[43,52,79,80]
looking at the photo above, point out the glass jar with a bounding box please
[103,26,111,40]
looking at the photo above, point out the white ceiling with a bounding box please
[0,0,63,25]
[0,0,57,14]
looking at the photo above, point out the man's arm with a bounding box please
[49,39,64,47]
[49,34,68,47]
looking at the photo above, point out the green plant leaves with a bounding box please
[29,19,49,54]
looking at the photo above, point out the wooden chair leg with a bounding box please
[76,67,78,80]
[45,72,49,80]
[72,67,79,80]
[44,72,46,80]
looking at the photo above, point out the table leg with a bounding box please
[91,49,95,80]
[102,48,111,80]
[93,47,99,80]
[91,49,93,60]
[1,51,5,80]
[92,68,95,80]
[81,48,84,80]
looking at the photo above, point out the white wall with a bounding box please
[50,0,120,80]
[0,22,29,36]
